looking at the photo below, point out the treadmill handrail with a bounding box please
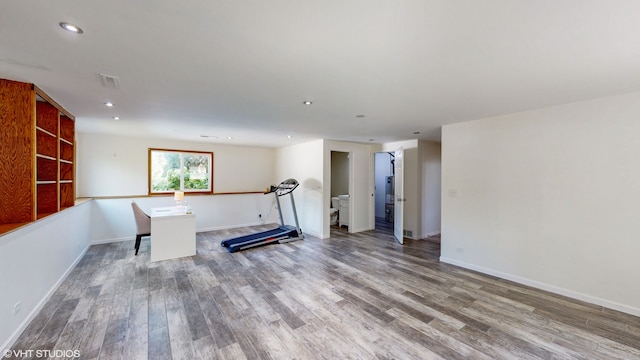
[264,178,299,196]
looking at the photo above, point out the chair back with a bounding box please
[131,201,151,235]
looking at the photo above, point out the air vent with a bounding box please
[98,73,120,89]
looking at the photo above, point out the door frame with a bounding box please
[393,147,404,244]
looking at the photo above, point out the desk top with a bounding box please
[150,206,194,217]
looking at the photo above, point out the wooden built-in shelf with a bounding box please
[0,223,30,234]
[36,154,57,161]
[60,115,74,143]
[37,183,58,216]
[36,101,58,134]
[60,163,73,181]
[37,158,57,182]
[36,127,57,137]
[36,212,56,220]
[36,131,57,158]
[60,143,73,162]
[0,78,76,235]
[60,182,74,208]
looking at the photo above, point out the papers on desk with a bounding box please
[150,206,191,217]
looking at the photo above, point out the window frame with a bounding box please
[148,148,214,195]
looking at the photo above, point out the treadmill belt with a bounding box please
[221,227,295,252]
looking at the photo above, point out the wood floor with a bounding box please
[9,225,640,359]
[374,216,394,234]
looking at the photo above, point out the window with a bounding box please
[148,148,213,194]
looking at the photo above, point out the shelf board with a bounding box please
[37,212,56,220]
[60,180,73,184]
[36,180,57,185]
[36,126,57,138]
[36,154,56,161]
[60,159,73,164]
[0,222,30,235]
[60,138,73,145]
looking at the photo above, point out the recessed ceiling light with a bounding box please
[356,114,366,118]
[413,131,420,135]
[104,102,114,107]
[303,101,312,105]
[59,22,84,34]
[368,139,375,142]
[113,116,120,120]
[200,135,219,139]
[228,136,234,140]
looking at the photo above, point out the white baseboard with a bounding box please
[304,230,322,239]
[419,231,441,239]
[351,226,373,233]
[91,236,134,245]
[1,244,90,354]
[439,256,640,317]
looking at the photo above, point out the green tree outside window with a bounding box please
[149,149,213,194]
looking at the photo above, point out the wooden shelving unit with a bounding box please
[0,78,76,233]
[59,115,75,210]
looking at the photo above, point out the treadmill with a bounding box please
[221,178,304,252]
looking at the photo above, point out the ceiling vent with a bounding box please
[98,73,120,89]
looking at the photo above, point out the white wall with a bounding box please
[89,194,277,244]
[77,133,280,243]
[274,139,376,239]
[419,140,442,238]
[77,133,275,196]
[0,202,91,353]
[441,91,640,316]
[275,140,325,238]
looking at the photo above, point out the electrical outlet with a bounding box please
[13,301,21,315]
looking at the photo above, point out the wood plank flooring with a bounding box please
[8,225,640,359]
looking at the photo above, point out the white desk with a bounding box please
[150,206,196,262]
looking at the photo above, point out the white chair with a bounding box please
[131,201,151,255]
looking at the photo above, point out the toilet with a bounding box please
[330,197,340,225]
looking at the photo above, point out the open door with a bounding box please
[394,148,404,244]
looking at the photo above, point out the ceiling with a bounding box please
[2,1,640,148]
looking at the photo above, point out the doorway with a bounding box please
[374,152,394,234]
[330,151,350,230]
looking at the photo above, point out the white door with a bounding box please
[394,148,404,244]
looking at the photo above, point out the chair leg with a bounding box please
[135,235,142,255]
